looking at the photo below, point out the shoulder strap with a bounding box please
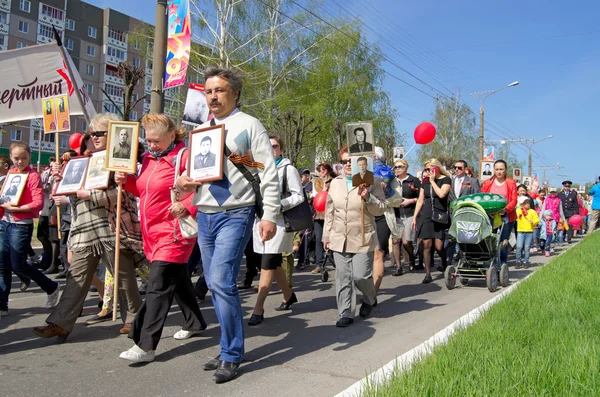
[282,165,288,195]
[174,148,186,182]
[213,116,259,185]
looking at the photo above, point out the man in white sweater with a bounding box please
[177,66,279,383]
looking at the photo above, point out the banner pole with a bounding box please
[112,184,123,321]
[37,126,42,172]
[55,132,61,240]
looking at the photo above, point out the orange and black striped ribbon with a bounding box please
[228,153,264,170]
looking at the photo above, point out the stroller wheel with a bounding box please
[486,265,498,292]
[444,266,456,290]
[321,271,329,282]
[459,277,469,286]
[499,263,510,287]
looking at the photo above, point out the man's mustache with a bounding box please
[210,100,221,106]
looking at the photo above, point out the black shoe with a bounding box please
[436,264,445,272]
[275,292,298,311]
[359,301,373,318]
[335,317,354,327]
[213,360,239,383]
[43,266,59,275]
[408,263,415,272]
[55,270,67,279]
[422,274,433,284]
[393,268,403,277]
[20,278,31,292]
[248,312,264,326]
[203,355,220,371]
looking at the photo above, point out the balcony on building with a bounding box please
[38,4,66,30]
[106,28,127,51]
[0,1,10,13]
[105,64,124,86]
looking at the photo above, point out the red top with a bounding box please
[123,142,197,264]
[481,177,518,222]
[7,166,44,221]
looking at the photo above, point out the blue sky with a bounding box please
[88,0,599,187]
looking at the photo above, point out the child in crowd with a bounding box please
[539,210,555,258]
[515,196,540,268]
[0,143,60,317]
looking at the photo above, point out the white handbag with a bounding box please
[172,148,198,239]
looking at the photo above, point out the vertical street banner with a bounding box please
[164,0,191,89]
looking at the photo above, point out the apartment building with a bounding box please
[0,0,192,165]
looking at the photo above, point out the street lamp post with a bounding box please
[486,135,553,176]
[471,81,519,162]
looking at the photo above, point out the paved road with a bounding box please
[0,241,577,397]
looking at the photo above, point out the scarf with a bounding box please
[150,141,176,159]
[275,156,283,165]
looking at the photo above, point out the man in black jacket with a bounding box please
[558,180,579,243]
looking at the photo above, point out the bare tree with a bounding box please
[274,109,320,166]
[100,62,146,121]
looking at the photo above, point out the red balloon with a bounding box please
[313,191,328,212]
[68,133,83,151]
[569,214,583,227]
[530,192,538,200]
[414,122,436,145]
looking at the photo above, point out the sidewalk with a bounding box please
[0,243,570,396]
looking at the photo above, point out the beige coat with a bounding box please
[322,176,387,253]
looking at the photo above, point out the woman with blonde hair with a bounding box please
[116,113,206,363]
[411,158,452,284]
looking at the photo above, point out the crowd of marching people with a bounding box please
[1,65,599,384]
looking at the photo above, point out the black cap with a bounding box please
[562,180,573,186]
[299,168,311,175]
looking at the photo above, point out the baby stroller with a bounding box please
[446,199,509,292]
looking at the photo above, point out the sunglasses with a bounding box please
[90,131,107,137]
[423,168,430,172]
[340,159,351,165]
[393,165,406,170]
[454,166,463,170]
[272,144,280,149]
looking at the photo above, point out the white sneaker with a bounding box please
[119,345,155,363]
[46,283,60,309]
[173,329,202,340]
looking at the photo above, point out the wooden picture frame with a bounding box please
[346,121,375,155]
[54,156,90,196]
[106,121,140,174]
[480,160,494,181]
[84,150,111,190]
[0,172,29,206]
[187,123,225,182]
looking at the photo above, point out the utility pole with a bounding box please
[150,0,168,113]
[486,135,553,176]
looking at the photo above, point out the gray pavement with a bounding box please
[0,240,578,397]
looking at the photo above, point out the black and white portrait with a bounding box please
[351,156,374,187]
[346,121,374,155]
[188,124,225,182]
[393,146,405,160]
[513,168,522,181]
[0,173,28,205]
[55,157,89,195]
[84,151,110,190]
[182,84,209,126]
[480,161,494,181]
[106,121,140,174]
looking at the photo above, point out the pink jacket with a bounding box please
[8,166,43,221]
[123,142,197,264]
[543,196,563,223]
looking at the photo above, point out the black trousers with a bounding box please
[243,235,261,285]
[130,261,207,351]
[37,216,52,266]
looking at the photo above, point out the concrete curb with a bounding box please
[335,242,577,397]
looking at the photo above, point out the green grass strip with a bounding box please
[364,233,600,397]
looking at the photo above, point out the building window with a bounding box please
[86,65,94,76]
[88,26,97,38]
[65,19,75,31]
[133,57,140,68]
[132,93,138,103]
[130,111,138,121]
[59,136,68,149]
[87,45,95,57]
[104,102,120,115]
[133,40,140,50]
[0,11,8,24]
[65,38,73,50]
[107,46,125,60]
[18,21,29,34]
[108,28,125,42]
[19,0,31,13]
[86,84,94,95]
[11,129,22,141]
[38,24,54,39]
[16,42,27,48]
[82,121,87,132]
[146,60,153,70]
[41,4,64,20]
[104,83,123,98]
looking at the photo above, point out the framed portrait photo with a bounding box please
[54,156,90,196]
[84,150,110,190]
[393,146,405,161]
[346,121,374,155]
[479,161,494,181]
[55,94,71,132]
[513,168,522,182]
[351,155,374,187]
[42,96,57,134]
[106,121,140,174]
[182,83,209,126]
[187,123,225,182]
[522,176,532,188]
[0,172,29,206]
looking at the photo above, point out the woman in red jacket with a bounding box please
[116,114,206,363]
[0,142,60,316]
[480,159,518,266]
